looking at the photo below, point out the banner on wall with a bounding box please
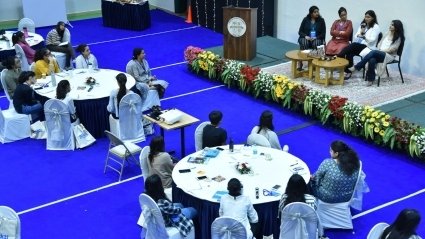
[22,0,68,27]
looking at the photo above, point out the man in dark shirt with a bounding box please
[202,110,227,148]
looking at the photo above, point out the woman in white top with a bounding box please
[251,110,281,150]
[107,73,132,119]
[338,10,381,78]
[219,178,258,238]
[278,174,316,218]
[348,20,404,86]
[75,44,98,69]
[56,80,77,122]
[380,209,422,239]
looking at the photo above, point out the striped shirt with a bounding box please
[157,199,194,237]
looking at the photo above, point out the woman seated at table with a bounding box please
[56,80,77,123]
[75,44,98,69]
[251,110,281,150]
[310,140,360,203]
[219,178,259,238]
[147,136,174,189]
[325,7,353,55]
[34,48,60,79]
[2,56,21,98]
[45,21,74,70]
[107,73,133,119]
[12,71,44,121]
[348,20,404,86]
[11,31,35,64]
[297,6,326,70]
[379,209,422,239]
[126,48,168,99]
[144,174,196,237]
[278,174,316,218]
[337,10,380,77]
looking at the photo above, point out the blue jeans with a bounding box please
[173,203,197,220]
[354,50,386,82]
[22,102,43,121]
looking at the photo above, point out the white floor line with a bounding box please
[151,61,187,70]
[83,26,199,46]
[0,96,6,99]
[160,85,225,101]
[353,188,425,219]
[17,175,142,215]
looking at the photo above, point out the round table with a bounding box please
[285,50,314,79]
[172,145,310,238]
[35,69,136,138]
[312,57,349,86]
[0,31,44,60]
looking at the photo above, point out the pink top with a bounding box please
[18,41,35,64]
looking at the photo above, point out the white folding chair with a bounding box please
[316,161,364,229]
[246,133,271,148]
[279,202,323,239]
[104,130,142,181]
[211,216,248,239]
[366,222,389,239]
[139,146,150,182]
[1,69,14,109]
[14,44,30,71]
[44,99,75,150]
[18,18,35,33]
[0,107,31,143]
[109,93,145,143]
[0,206,21,239]
[194,121,210,151]
[138,193,195,239]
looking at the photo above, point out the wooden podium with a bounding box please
[223,6,257,61]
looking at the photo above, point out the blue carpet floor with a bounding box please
[0,9,424,238]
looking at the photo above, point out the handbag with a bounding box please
[30,120,47,139]
[72,123,96,149]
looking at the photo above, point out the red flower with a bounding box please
[292,85,310,103]
[328,96,348,119]
[240,65,260,85]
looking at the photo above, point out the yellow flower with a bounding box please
[383,121,390,127]
[372,112,378,117]
[374,127,380,133]
[361,117,366,122]
[375,122,380,127]
[385,115,391,120]
[275,86,283,98]
[379,130,385,136]
[366,112,371,117]
[370,118,375,123]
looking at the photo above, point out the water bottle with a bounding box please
[23,27,29,38]
[252,144,258,156]
[229,138,234,152]
[283,145,289,152]
[51,73,57,87]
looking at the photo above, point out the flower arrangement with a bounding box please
[185,46,425,160]
[236,162,252,174]
[86,77,96,85]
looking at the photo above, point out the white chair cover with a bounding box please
[350,162,370,210]
[367,222,389,239]
[211,216,247,239]
[18,18,35,33]
[316,161,364,229]
[63,28,71,43]
[194,121,210,151]
[51,52,66,70]
[0,205,21,239]
[280,202,323,239]
[139,146,150,182]
[118,93,145,143]
[247,134,271,148]
[44,99,75,150]
[138,194,195,239]
[0,108,31,143]
[14,44,30,71]
[1,69,14,109]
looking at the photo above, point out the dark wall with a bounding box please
[190,0,274,37]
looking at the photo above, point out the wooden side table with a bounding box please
[284,50,314,79]
[312,57,349,86]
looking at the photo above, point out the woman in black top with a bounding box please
[12,71,43,121]
[298,6,326,51]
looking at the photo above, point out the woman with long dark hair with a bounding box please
[219,178,258,238]
[12,31,35,63]
[107,73,132,119]
[56,80,77,122]
[278,174,316,217]
[45,21,75,69]
[348,20,405,86]
[338,10,381,78]
[147,136,174,188]
[380,209,422,239]
[144,174,196,237]
[251,110,281,149]
[34,48,60,79]
[311,140,360,203]
[12,71,44,121]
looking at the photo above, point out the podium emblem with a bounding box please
[227,17,247,37]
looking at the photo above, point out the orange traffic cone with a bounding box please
[185,5,193,23]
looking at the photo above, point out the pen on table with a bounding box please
[290,162,298,167]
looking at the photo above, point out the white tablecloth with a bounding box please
[35,69,136,100]
[172,145,310,204]
[0,31,44,51]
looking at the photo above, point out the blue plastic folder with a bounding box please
[204,148,220,158]
[212,191,228,201]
